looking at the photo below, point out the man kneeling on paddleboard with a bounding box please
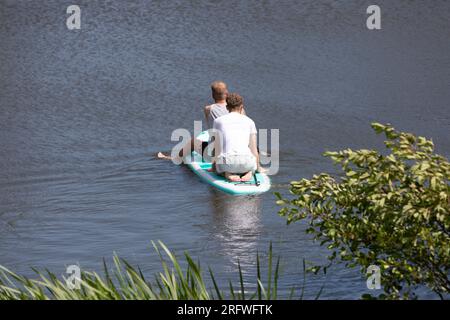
[211,93,263,182]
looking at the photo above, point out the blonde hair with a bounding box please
[211,81,228,100]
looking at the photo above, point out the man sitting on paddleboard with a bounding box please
[204,80,231,129]
[157,80,232,161]
[211,93,262,182]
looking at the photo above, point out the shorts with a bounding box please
[216,154,257,174]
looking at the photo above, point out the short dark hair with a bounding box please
[226,93,243,111]
[211,81,227,100]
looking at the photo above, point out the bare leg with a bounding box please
[240,171,253,182]
[157,152,173,160]
[224,172,241,182]
[157,138,197,162]
[207,162,217,172]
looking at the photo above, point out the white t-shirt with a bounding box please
[212,112,257,157]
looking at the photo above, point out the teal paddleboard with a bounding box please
[185,131,271,195]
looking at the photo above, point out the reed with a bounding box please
[0,241,320,300]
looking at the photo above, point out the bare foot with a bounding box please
[225,172,241,182]
[240,171,253,182]
[157,152,172,160]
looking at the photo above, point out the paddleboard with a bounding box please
[185,131,271,195]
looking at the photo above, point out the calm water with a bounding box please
[0,0,449,299]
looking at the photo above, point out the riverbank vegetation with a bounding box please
[277,123,450,299]
[0,241,318,300]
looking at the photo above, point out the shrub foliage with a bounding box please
[277,123,450,299]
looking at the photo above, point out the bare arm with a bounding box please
[210,121,222,172]
[249,133,261,172]
[212,130,222,164]
[204,105,212,123]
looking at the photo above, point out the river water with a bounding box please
[0,0,449,299]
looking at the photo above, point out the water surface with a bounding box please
[0,0,449,299]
